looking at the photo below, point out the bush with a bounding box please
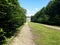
[0,0,26,45]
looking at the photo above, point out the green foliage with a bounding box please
[0,29,6,45]
[31,7,49,23]
[45,0,60,25]
[31,0,60,25]
[0,0,26,45]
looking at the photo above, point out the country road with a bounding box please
[7,22,60,45]
[8,23,35,45]
[42,24,60,30]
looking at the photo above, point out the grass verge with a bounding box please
[29,22,60,45]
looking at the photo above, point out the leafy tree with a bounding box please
[45,0,60,25]
[31,0,60,25]
[0,0,26,44]
[31,7,49,23]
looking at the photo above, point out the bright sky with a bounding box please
[18,0,50,16]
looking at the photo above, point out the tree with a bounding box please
[31,0,60,25]
[31,7,49,23]
[0,0,26,44]
[45,0,60,25]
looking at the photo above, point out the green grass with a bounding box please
[29,22,60,45]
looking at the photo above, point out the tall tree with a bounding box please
[0,0,26,45]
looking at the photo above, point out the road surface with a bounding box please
[8,23,35,45]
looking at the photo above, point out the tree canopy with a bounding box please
[31,0,60,25]
[0,0,26,45]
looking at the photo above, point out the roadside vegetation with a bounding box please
[29,22,60,45]
[0,0,26,45]
[31,0,60,26]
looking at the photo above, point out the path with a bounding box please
[8,23,35,45]
[42,24,60,30]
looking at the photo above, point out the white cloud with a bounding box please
[27,9,30,13]
[26,8,39,16]
[35,8,38,10]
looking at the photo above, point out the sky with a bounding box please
[18,0,50,16]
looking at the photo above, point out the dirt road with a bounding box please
[42,24,60,30]
[8,23,35,45]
